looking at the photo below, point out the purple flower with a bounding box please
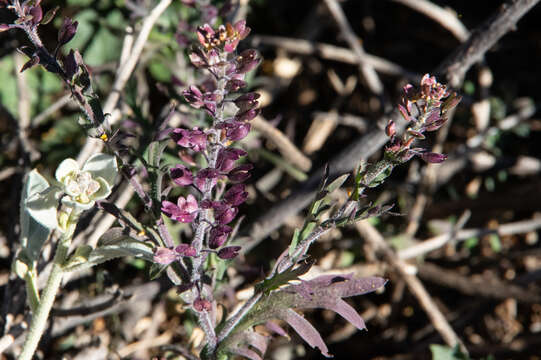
[197,23,216,49]
[216,148,247,173]
[228,164,253,183]
[235,49,260,74]
[234,92,260,113]
[225,79,246,92]
[183,85,204,108]
[29,4,43,26]
[171,128,207,152]
[161,194,199,223]
[224,184,248,206]
[215,205,238,225]
[170,164,194,186]
[153,244,197,265]
[193,297,212,312]
[235,108,260,122]
[216,120,251,141]
[209,224,232,249]
[154,247,178,265]
[224,20,250,52]
[218,246,241,259]
[189,47,209,68]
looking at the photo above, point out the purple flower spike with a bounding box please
[154,247,178,265]
[235,108,260,122]
[218,246,241,259]
[209,224,232,249]
[161,194,199,223]
[171,128,207,152]
[170,164,194,186]
[420,152,448,163]
[224,184,248,206]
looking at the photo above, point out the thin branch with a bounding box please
[251,35,419,81]
[32,93,72,126]
[76,0,173,165]
[392,0,470,42]
[323,0,384,95]
[252,115,312,172]
[437,0,541,87]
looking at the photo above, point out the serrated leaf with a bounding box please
[220,274,387,358]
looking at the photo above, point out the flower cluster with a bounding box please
[384,74,461,164]
[154,20,260,268]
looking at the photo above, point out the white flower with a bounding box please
[55,154,117,211]
[25,154,118,230]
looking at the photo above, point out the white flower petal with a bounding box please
[91,177,112,201]
[82,154,118,186]
[55,158,79,183]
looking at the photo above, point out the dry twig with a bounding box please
[355,220,467,352]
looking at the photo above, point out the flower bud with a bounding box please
[217,246,241,259]
[58,18,78,47]
[385,120,396,137]
[420,152,447,163]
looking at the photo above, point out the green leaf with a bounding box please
[41,6,59,25]
[63,227,154,272]
[325,174,349,193]
[430,344,472,360]
[23,170,60,234]
[288,228,301,257]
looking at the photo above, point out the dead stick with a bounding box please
[355,220,468,352]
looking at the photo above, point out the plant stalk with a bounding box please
[18,222,76,360]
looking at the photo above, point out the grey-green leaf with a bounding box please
[64,227,154,272]
[20,170,58,265]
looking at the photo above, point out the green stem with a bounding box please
[18,222,76,360]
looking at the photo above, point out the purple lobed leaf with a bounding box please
[277,308,331,357]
